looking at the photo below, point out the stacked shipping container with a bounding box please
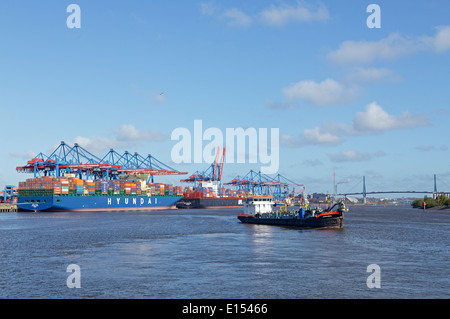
[181,186,248,199]
[18,177,245,199]
[18,176,182,197]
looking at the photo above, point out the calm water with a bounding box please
[0,205,448,299]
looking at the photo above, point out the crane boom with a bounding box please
[212,146,221,181]
[218,147,225,181]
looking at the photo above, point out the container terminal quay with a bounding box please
[0,142,445,212]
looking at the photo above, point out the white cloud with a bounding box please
[328,26,450,65]
[222,8,252,27]
[201,1,329,28]
[302,126,343,145]
[259,2,329,26]
[345,67,400,84]
[281,122,347,147]
[422,25,450,53]
[274,68,398,109]
[352,102,427,133]
[114,124,167,142]
[328,33,417,65]
[71,124,167,154]
[73,136,116,155]
[281,102,429,148]
[282,78,360,107]
[328,150,386,163]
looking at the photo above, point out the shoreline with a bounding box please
[414,205,450,211]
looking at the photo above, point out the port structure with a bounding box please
[0,185,17,203]
[224,170,304,202]
[180,146,226,187]
[16,141,187,181]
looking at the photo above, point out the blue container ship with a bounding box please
[13,142,190,212]
[16,176,183,212]
[17,194,181,212]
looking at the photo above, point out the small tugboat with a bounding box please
[237,196,347,229]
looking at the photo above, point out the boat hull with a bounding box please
[237,214,343,228]
[176,197,245,209]
[17,195,182,212]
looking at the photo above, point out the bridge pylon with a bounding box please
[433,174,438,199]
[362,176,367,204]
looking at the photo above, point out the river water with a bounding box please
[0,205,448,299]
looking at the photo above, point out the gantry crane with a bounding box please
[180,146,226,187]
[16,141,187,182]
[224,170,304,203]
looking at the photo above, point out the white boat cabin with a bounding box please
[244,196,275,215]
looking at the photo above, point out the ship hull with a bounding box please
[237,214,343,228]
[17,195,182,212]
[176,197,245,209]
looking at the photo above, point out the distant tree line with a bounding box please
[411,194,449,208]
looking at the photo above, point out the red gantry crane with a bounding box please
[180,146,226,186]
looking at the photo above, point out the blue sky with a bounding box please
[1,1,449,195]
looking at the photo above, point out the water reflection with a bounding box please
[249,224,275,243]
[0,206,448,298]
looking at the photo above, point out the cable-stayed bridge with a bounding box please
[335,175,448,203]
